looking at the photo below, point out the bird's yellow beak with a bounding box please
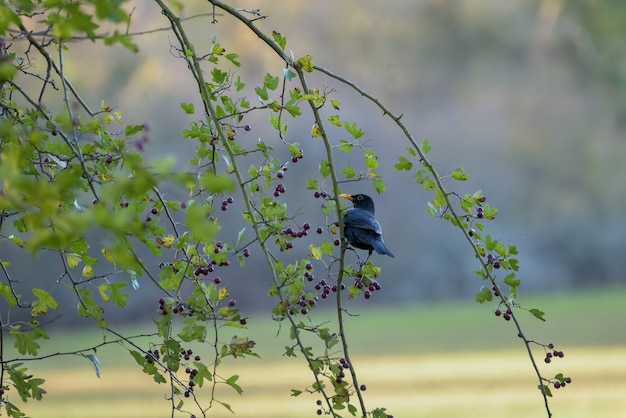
[339,193,353,201]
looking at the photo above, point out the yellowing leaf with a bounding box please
[311,124,321,138]
[67,253,81,268]
[101,248,114,264]
[100,100,111,112]
[218,287,229,300]
[309,244,322,260]
[297,54,314,72]
[82,264,94,278]
[327,115,342,126]
[156,235,176,248]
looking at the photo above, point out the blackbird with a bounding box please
[340,193,394,258]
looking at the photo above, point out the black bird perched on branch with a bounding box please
[340,193,394,258]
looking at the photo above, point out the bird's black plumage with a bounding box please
[340,193,394,258]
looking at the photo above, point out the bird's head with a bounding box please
[340,193,376,214]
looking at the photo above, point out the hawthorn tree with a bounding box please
[0,1,570,417]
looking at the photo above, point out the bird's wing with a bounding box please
[344,209,382,235]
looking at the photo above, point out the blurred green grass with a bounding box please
[16,286,626,369]
[6,287,626,417]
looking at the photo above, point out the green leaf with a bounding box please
[451,167,469,181]
[373,179,386,194]
[528,308,546,321]
[31,288,58,317]
[255,86,268,101]
[226,375,243,395]
[539,384,553,397]
[503,272,521,288]
[290,389,302,397]
[198,172,235,193]
[264,73,280,91]
[319,159,331,178]
[180,102,195,114]
[421,138,432,154]
[272,31,287,50]
[343,121,364,139]
[474,286,492,303]
[395,155,413,171]
[341,163,356,179]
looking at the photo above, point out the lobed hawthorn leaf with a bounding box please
[341,163,356,179]
[451,167,469,181]
[272,31,287,50]
[343,120,364,139]
[528,308,546,321]
[395,155,413,171]
[364,149,378,170]
[297,54,314,72]
[475,286,492,303]
[327,115,342,126]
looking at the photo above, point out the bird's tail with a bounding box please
[373,240,395,258]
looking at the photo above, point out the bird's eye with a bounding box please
[357,196,363,201]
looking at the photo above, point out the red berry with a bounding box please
[286,242,293,249]
[105,155,113,164]
[213,277,221,284]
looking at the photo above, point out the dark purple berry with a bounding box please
[228,299,236,307]
[305,263,313,270]
[242,248,250,257]
[314,191,321,198]
[226,196,234,204]
[316,226,323,234]
[360,384,367,391]
[151,207,159,215]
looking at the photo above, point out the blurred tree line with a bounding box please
[3,0,626,324]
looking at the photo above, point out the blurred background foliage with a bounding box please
[6,0,626,323]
